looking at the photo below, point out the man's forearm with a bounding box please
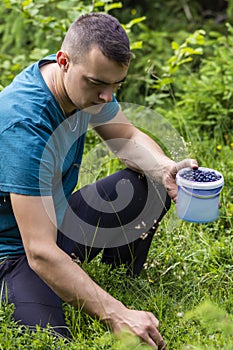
[30,244,125,322]
[11,193,125,326]
[112,129,176,183]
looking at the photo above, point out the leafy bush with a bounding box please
[139,24,233,146]
[0,0,145,90]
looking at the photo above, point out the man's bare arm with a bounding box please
[94,110,198,201]
[93,110,174,180]
[10,193,167,349]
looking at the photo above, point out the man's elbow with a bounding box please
[25,242,57,275]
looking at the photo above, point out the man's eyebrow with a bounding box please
[87,76,127,85]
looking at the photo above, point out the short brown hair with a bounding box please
[61,12,131,65]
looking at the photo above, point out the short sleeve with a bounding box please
[0,122,55,196]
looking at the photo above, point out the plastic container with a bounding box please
[176,167,224,223]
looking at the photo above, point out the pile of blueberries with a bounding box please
[180,168,222,183]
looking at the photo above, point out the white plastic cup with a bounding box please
[176,167,224,223]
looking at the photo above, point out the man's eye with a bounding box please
[89,80,101,86]
[88,80,125,88]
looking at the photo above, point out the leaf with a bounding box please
[172,41,180,50]
[130,40,143,50]
[105,2,122,12]
[125,16,146,29]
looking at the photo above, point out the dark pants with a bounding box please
[0,169,171,337]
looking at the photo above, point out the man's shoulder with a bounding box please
[0,54,59,133]
[38,54,57,67]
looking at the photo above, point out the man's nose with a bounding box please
[98,86,113,103]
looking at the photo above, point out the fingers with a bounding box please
[147,327,167,350]
[175,158,198,173]
[147,334,167,350]
[111,308,167,350]
[169,158,198,202]
[145,313,167,349]
[158,339,168,350]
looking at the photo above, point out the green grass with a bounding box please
[0,138,232,349]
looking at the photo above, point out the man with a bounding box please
[0,12,198,349]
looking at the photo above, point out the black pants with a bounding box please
[0,169,171,336]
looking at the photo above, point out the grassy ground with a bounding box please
[0,138,232,349]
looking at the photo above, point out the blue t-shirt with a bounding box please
[0,55,119,258]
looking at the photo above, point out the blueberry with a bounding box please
[180,169,221,183]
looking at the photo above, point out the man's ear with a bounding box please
[56,51,70,71]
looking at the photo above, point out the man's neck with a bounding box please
[40,62,76,117]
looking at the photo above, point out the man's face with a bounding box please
[63,47,129,113]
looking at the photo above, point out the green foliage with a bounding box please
[182,300,233,349]
[0,0,143,88]
[161,29,205,79]
[0,301,69,349]
[142,25,233,144]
